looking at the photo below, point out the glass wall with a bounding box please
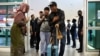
[0,5,16,46]
[0,0,23,2]
[0,0,23,47]
[88,2,100,50]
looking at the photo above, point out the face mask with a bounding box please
[78,14,81,16]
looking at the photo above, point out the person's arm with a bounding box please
[48,14,54,32]
[79,17,83,36]
[30,20,33,34]
[58,11,65,25]
[24,16,30,24]
[81,27,83,35]
[80,16,83,31]
[34,19,37,36]
[67,24,71,30]
[55,10,65,28]
[48,14,53,26]
[34,18,38,32]
[30,25,33,35]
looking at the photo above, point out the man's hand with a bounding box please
[42,16,45,20]
[26,17,30,23]
[81,28,83,35]
[31,32,33,35]
[81,31,83,35]
[53,16,59,22]
[35,32,36,36]
[55,24,59,28]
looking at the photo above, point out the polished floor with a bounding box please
[0,39,98,56]
[0,39,86,56]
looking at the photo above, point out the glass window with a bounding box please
[0,0,7,2]
[0,28,10,46]
[0,5,19,27]
[88,2,100,27]
[8,0,23,2]
[88,29,100,50]
[0,5,19,46]
[88,2,100,51]
[88,30,95,50]
[0,0,23,2]
[8,5,14,15]
[0,5,7,15]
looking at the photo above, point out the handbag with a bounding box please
[50,36,54,44]
[56,27,63,40]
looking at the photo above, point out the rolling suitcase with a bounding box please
[52,45,58,56]
[47,44,52,56]
[47,27,60,56]
[52,27,62,56]
[47,44,59,56]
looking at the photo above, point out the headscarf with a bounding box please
[17,3,29,13]
[14,3,29,24]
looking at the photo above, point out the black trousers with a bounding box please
[71,33,76,47]
[67,31,70,44]
[30,33,36,47]
[78,30,83,51]
[36,32,40,51]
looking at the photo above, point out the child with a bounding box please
[70,19,77,48]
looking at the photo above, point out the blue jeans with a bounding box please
[59,31,66,56]
[40,31,51,54]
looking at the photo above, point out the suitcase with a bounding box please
[52,45,58,56]
[47,27,59,56]
[47,44,52,56]
[47,44,58,56]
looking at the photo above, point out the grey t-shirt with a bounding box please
[40,19,50,32]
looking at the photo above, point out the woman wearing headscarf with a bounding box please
[10,3,29,56]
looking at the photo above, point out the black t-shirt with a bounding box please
[78,16,83,31]
[48,9,66,32]
[30,19,36,32]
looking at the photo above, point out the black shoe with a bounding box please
[66,43,70,45]
[36,50,38,53]
[31,46,34,48]
[78,50,83,53]
[41,54,44,56]
[45,52,47,56]
[76,48,80,51]
[72,46,76,48]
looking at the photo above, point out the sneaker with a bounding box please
[45,52,47,56]
[30,46,34,48]
[66,43,70,45]
[41,54,44,56]
[72,46,76,48]
[36,50,38,53]
[76,48,80,51]
[78,50,83,53]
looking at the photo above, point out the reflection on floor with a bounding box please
[25,45,84,56]
[0,39,85,56]
[0,48,84,56]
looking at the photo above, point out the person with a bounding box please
[10,3,29,56]
[89,23,92,41]
[49,1,66,56]
[77,10,83,53]
[40,7,51,56]
[30,14,37,48]
[70,19,77,48]
[66,20,71,45]
[35,11,44,53]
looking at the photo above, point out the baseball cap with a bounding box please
[49,1,57,7]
